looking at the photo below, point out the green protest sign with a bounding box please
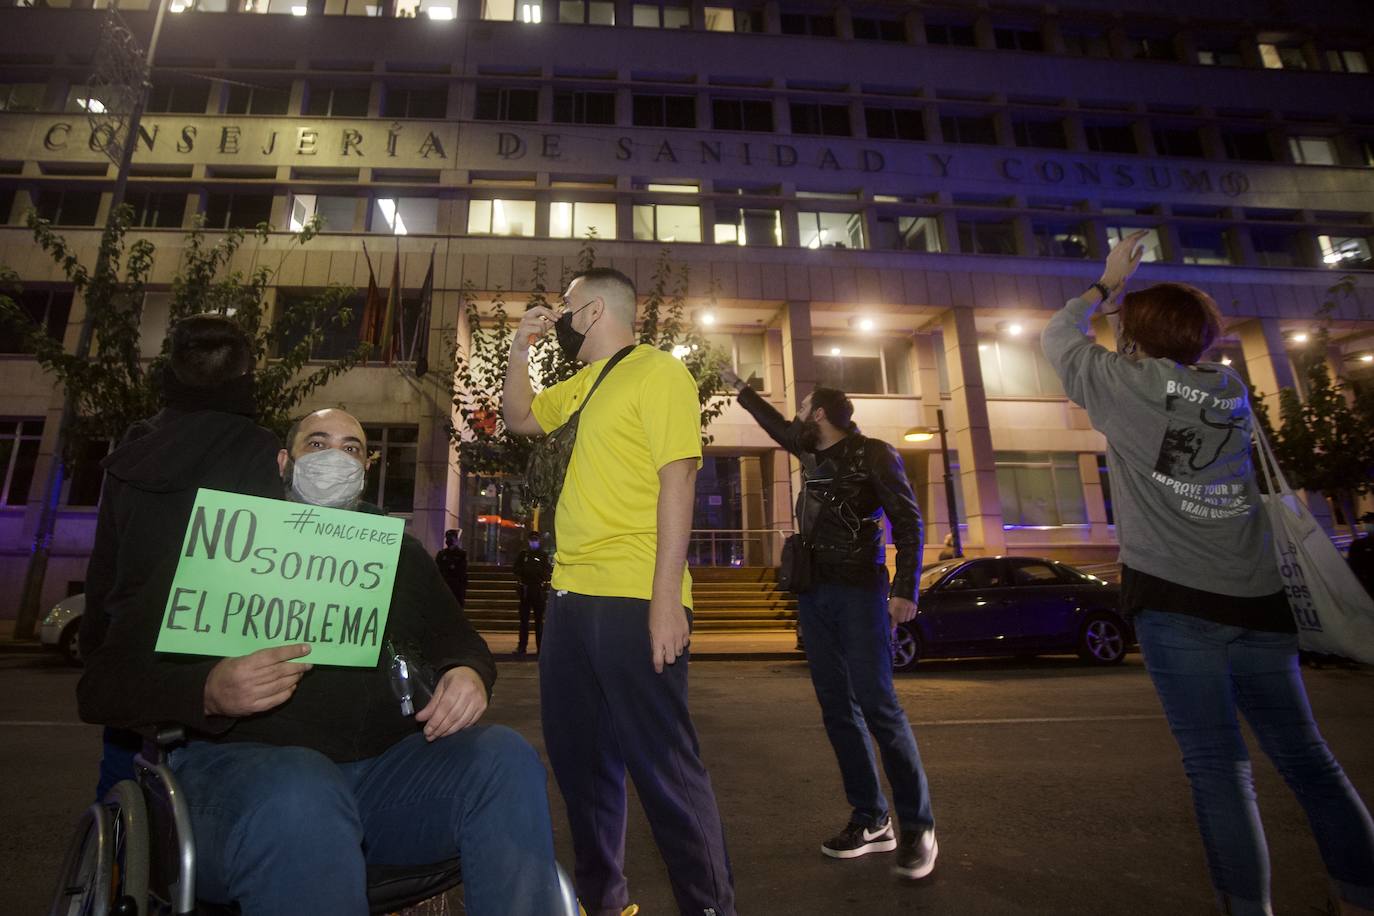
[154,488,405,667]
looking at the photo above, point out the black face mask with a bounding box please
[555,302,598,362]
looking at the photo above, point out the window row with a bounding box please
[15,0,1371,80]
[10,187,1373,271]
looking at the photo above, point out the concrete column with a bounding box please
[413,291,459,547]
[939,307,1004,554]
[1237,317,1297,423]
[739,453,767,564]
[1079,452,1110,529]
[912,333,942,424]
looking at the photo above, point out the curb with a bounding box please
[0,640,52,655]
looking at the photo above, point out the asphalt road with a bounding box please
[3,648,1373,915]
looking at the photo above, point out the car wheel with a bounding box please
[59,622,83,667]
[1078,614,1127,665]
[891,623,921,672]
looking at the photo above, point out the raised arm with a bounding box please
[502,306,558,436]
[720,368,806,456]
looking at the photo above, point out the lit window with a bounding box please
[482,0,540,22]
[633,2,688,28]
[703,6,761,31]
[0,83,45,112]
[549,201,616,240]
[712,207,779,246]
[467,199,536,237]
[559,0,613,24]
[798,211,864,250]
[1105,226,1162,262]
[1259,42,1307,70]
[65,86,114,114]
[1288,136,1337,166]
[290,193,358,233]
[813,337,912,395]
[633,203,701,242]
[1326,49,1370,73]
[1317,235,1373,269]
[995,452,1087,527]
[371,197,439,235]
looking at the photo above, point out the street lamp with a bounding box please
[904,407,961,558]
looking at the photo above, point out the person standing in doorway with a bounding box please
[503,267,735,916]
[718,371,937,882]
[512,533,552,657]
[1042,231,1374,916]
[436,528,469,606]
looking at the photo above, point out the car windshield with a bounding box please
[920,562,962,590]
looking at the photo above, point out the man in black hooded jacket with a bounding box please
[77,407,564,915]
[81,314,282,798]
[719,370,938,883]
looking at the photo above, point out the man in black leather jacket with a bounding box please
[721,370,938,882]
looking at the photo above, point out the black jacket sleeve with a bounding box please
[867,439,924,602]
[737,386,805,457]
[400,537,497,697]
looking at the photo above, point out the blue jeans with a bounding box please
[1136,610,1374,914]
[797,577,935,834]
[168,726,563,916]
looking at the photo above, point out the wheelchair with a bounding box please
[49,728,578,916]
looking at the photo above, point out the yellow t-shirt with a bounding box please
[531,344,701,607]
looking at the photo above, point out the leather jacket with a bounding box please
[737,387,924,601]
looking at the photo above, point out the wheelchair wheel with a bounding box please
[48,781,150,916]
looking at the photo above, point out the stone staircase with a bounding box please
[462,565,798,632]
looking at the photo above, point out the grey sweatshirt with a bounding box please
[1041,297,1280,597]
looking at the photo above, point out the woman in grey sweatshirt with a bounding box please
[1041,232,1374,916]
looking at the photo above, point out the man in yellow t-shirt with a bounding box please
[503,267,735,916]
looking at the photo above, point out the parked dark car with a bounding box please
[888,556,1130,672]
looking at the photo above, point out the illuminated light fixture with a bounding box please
[699,311,717,326]
[903,427,936,443]
[78,98,107,114]
[520,2,541,21]
[291,4,307,14]
[169,0,187,10]
[671,344,691,359]
[829,346,842,356]
[1220,356,1233,366]
[848,316,877,332]
[1291,331,1310,344]
[1362,354,1374,364]
[426,5,454,17]
[996,320,1024,337]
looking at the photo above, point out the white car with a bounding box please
[39,594,85,666]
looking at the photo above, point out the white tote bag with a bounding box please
[1253,423,1374,664]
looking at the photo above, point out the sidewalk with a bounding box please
[480,628,802,661]
[0,617,47,653]
[0,615,802,660]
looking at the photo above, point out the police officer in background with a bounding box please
[512,532,552,657]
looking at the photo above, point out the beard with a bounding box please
[798,420,822,452]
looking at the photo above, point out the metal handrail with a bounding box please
[688,527,793,567]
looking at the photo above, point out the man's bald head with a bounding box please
[569,267,637,327]
[282,408,368,464]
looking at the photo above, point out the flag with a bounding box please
[411,247,435,377]
[358,243,383,365]
[379,249,400,367]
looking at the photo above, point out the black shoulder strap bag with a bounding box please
[777,452,817,594]
[523,344,636,510]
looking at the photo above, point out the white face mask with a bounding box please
[289,448,366,509]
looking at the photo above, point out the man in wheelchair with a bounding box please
[77,408,566,915]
